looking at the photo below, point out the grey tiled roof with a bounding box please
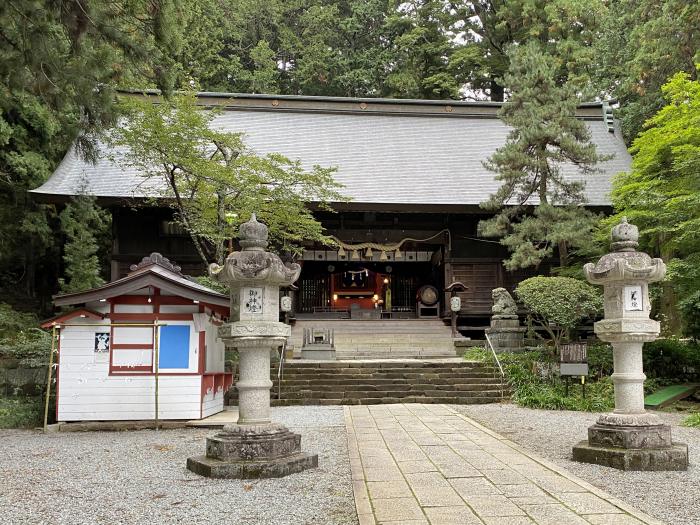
[32,95,630,206]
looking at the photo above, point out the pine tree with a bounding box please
[451,0,605,101]
[0,0,189,303]
[478,41,606,269]
[59,187,110,294]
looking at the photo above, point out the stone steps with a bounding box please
[226,360,508,406]
[270,397,501,406]
[290,319,459,359]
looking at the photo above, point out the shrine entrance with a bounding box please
[295,260,439,320]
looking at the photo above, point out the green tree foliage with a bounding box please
[0,303,50,367]
[594,0,700,143]
[110,91,344,265]
[175,0,472,99]
[0,0,188,305]
[176,0,389,96]
[515,276,602,349]
[451,0,605,101]
[478,42,606,269]
[59,186,110,294]
[610,72,700,337]
[384,1,467,99]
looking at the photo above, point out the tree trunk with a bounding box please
[490,78,504,102]
[657,235,682,335]
[215,186,226,265]
[24,238,36,297]
[557,240,569,268]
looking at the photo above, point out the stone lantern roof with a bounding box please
[583,218,666,284]
[208,214,300,286]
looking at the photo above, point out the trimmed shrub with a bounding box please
[516,276,602,349]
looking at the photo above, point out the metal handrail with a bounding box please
[484,333,506,400]
[277,342,286,400]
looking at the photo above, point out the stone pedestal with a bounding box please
[187,214,318,479]
[485,316,525,353]
[300,327,336,360]
[572,218,688,471]
[573,423,688,471]
[187,423,318,478]
[301,344,336,360]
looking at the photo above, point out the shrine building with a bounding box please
[32,92,631,339]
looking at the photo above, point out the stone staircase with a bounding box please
[226,360,508,406]
[289,319,458,359]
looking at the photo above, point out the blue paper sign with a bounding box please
[159,325,190,369]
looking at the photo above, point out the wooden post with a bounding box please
[43,324,57,431]
[154,324,160,431]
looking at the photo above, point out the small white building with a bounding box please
[43,253,232,422]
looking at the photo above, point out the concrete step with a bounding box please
[270,397,502,406]
[278,377,502,386]
[226,359,508,406]
[276,387,506,396]
[290,319,459,359]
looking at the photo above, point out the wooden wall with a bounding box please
[112,207,549,318]
[58,323,203,421]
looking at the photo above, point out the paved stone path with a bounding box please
[345,404,663,525]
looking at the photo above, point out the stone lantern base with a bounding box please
[485,316,525,353]
[187,423,318,479]
[572,419,688,471]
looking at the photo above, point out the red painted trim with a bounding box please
[108,370,202,377]
[153,287,160,314]
[109,295,151,304]
[112,343,153,350]
[109,313,193,321]
[224,372,233,393]
[109,293,196,306]
[111,365,152,372]
[41,308,105,328]
[159,295,199,305]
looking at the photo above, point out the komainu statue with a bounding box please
[491,287,518,319]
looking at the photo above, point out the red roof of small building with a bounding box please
[53,253,228,309]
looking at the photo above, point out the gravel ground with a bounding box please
[453,403,700,525]
[0,406,357,525]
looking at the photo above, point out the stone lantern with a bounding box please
[187,214,318,478]
[572,218,688,470]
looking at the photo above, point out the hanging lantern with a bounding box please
[351,250,359,260]
[394,249,402,259]
[365,247,373,258]
[379,251,388,261]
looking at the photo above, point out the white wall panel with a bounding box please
[113,326,153,344]
[159,305,197,314]
[57,326,212,421]
[202,396,223,418]
[113,304,153,314]
[205,322,225,373]
[112,349,152,367]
